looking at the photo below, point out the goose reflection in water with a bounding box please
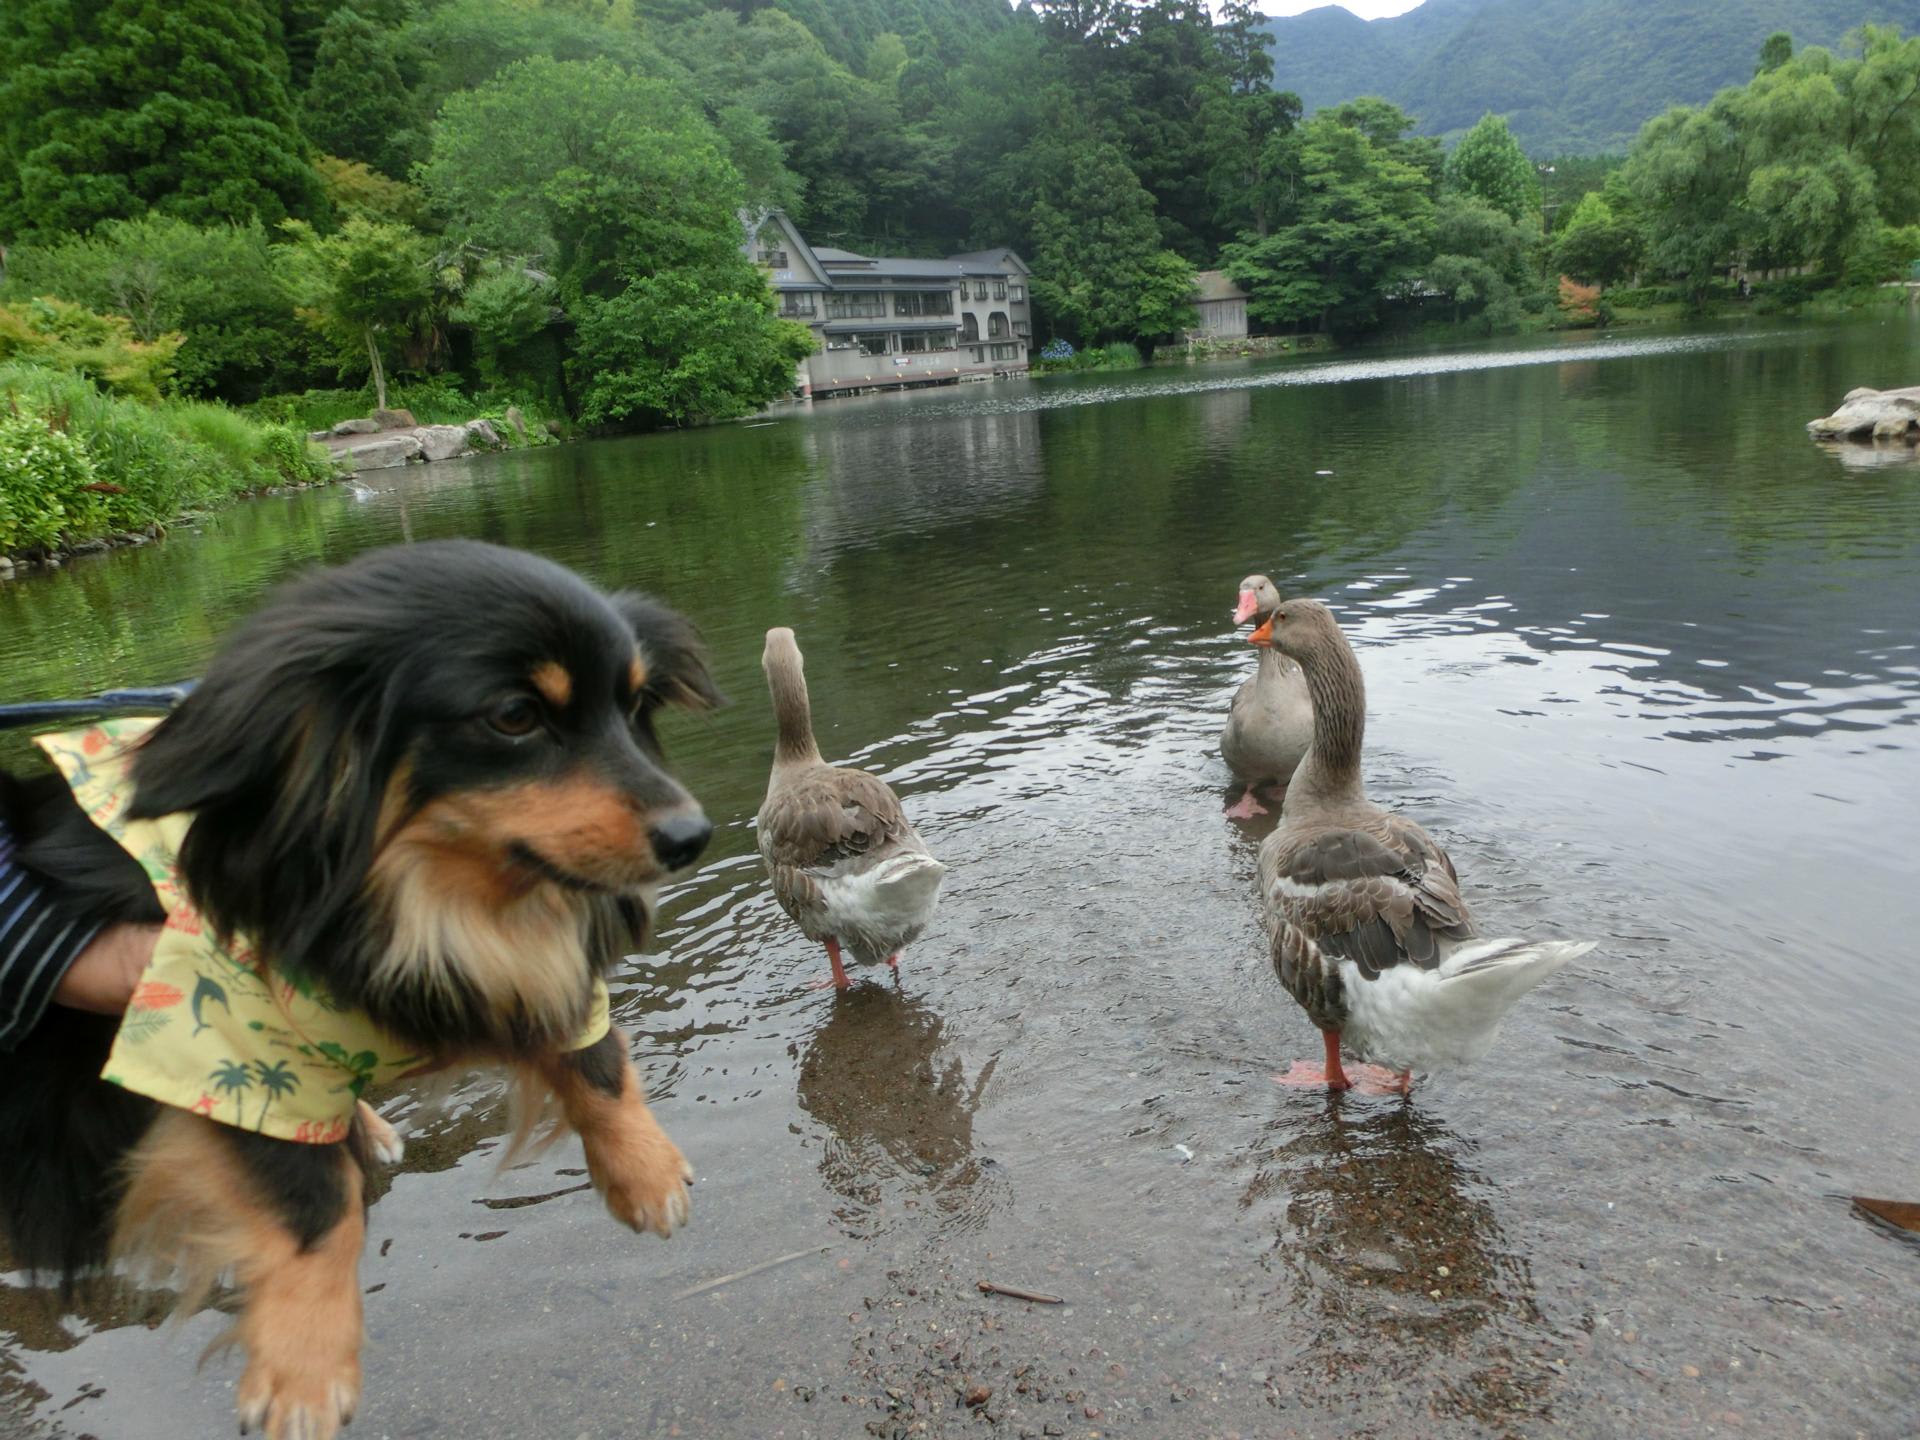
[793,987,1003,1237]
[1239,1105,1564,1433]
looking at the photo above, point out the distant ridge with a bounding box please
[1262,0,1920,153]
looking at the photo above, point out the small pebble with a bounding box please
[965,1385,992,1408]
[1682,1365,1701,1379]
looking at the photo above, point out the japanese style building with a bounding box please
[744,210,1032,397]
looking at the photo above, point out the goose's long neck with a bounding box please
[766,646,821,767]
[1288,627,1366,807]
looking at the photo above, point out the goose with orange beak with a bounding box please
[1221,575,1313,819]
[1249,595,1593,1094]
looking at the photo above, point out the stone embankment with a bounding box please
[314,406,525,471]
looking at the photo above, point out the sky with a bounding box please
[1251,1,1425,17]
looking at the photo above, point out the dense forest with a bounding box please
[1265,0,1920,153]
[1,0,1918,466]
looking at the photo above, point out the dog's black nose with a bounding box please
[650,812,713,871]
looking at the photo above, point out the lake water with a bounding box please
[4,317,1919,1439]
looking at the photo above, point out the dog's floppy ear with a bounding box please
[611,591,727,713]
[126,621,393,971]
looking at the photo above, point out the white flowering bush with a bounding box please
[0,407,102,555]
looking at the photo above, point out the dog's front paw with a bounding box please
[590,1115,693,1238]
[356,1100,405,1166]
[235,1338,360,1440]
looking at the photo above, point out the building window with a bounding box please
[855,332,892,356]
[825,291,888,320]
[973,280,989,301]
[988,311,1010,339]
[1010,283,1026,302]
[993,280,1007,300]
[970,347,986,363]
[899,330,957,353]
[758,248,789,268]
[778,293,817,319]
[1015,319,1031,338]
[960,313,980,342]
[894,290,954,317]
[990,343,1019,361]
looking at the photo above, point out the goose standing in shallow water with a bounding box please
[1222,575,1314,818]
[757,628,947,989]
[1250,597,1592,1094]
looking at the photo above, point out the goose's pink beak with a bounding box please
[1248,616,1274,647]
[1232,590,1259,625]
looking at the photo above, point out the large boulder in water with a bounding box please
[415,424,471,461]
[1807,386,1920,443]
[339,434,424,470]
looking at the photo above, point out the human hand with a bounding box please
[52,923,161,1014]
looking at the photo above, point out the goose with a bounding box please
[1250,597,1592,1094]
[757,628,947,989]
[1222,574,1314,818]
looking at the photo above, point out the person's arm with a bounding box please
[0,820,154,1050]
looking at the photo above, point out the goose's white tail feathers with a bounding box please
[1342,937,1593,1070]
[817,852,947,952]
[862,852,948,915]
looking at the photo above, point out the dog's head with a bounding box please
[128,540,724,1051]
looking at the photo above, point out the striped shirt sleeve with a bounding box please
[0,818,104,1052]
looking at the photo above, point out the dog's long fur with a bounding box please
[0,541,723,1440]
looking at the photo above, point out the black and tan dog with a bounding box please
[0,540,722,1439]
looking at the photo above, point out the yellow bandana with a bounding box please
[35,719,609,1144]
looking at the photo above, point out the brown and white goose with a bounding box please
[1222,574,1314,818]
[757,628,947,989]
[1250,597,1592,1094]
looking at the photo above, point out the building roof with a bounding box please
[1193,270,1247,303]
[810,247,869,262]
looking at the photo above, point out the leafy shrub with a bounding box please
[0,408,100,553]
[1040,338,1076,361]
[1556,276,1603,326]
[0,298,182,401]
[0,363,336,556]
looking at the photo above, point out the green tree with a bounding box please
[300,6,423,182]
[1444,113,1542,224]
[1204,88,1303,238]
[1021,128,1187,342]
[1551,192,1639,286]
[421,56,746,293]
[0,0,321,241]
[451,259,560,395]
[1424,194,1540,331]
[1216,0,1275,95]
[1617,104,1752,302]
[1223,103,1436,333]
[422,55,812,426]
[1758,31,1793,74]
[569,270,815,428]
[280,218,435,411]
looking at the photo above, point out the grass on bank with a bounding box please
[1,361,337,559]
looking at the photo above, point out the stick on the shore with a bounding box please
[976,1280,1064,1304]
[673,1245,833,1301]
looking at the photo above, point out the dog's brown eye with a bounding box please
[489,697,542,738]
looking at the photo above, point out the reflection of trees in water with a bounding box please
[793,986,1002,1237]
[1239,1105,1560,1433]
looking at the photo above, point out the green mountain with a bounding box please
[1263,0,1920,153]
